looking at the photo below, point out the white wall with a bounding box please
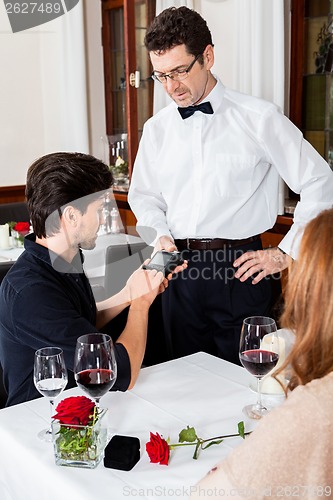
[0,5,46,187]
[0,0,91,188]
[194,0,238,88]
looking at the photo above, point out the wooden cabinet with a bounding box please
[113,191,138,234]
[101,0,156,176]
[101,0,156,231]
[261,216,293,249]
[0,185,26,204]
[290,0,333,167]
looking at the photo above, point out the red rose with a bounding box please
[146,432,170,465]
[53,396,96,426]
[13,222,30,234]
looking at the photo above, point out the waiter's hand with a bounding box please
[154,235,177,253]
[153,235,188,278]
[233,247,292,284]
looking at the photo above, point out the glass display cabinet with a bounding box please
[290,0,333,168]
[101,0,156,184]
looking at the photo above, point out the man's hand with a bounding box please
[233,247,292,284]
[125,266,165,306]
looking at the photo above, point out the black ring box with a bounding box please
[104,435,140,471]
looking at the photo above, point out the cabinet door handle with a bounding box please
[129,70,140,88]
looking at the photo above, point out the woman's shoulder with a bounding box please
[290,371,333,411]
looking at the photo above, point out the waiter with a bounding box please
[128,6,333,364]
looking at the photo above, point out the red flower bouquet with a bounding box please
[52,396,108,468]
[53,395,96,427]
[13,221,30,234]
[9,221,31,247]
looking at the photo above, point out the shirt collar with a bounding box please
[24,233,84,274]
[205,76,225,113]
[172,75,225,116]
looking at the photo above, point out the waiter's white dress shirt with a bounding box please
[128,79,333,258]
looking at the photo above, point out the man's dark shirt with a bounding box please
[0,234,131,406]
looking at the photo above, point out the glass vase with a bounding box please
[11,230,29,248]
[52,408,108,468]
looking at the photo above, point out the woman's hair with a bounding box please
[26,152,113,238]
[276,208,333,390]
[144,6,213,60]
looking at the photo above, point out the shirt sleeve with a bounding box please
[259,106,333,258]
[128,122,173,245]
[112,342,131,391]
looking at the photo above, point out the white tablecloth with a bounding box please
[0,353,285,500]
[0,246,24,263]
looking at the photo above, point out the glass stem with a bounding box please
[48,398,55,433]
[256,377,263,410]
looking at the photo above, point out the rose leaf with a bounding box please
[179,426,198,443]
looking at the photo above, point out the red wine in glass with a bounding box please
[76,368,116,400]
[240,349,279,377]
[239,317,279,419]
[74,333,117,406]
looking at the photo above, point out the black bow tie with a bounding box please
[178,101,214,119]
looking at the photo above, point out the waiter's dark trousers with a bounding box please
[161,238,273,365]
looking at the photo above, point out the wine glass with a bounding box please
[74,333,117,407]
[33,347,68,441]
[239,316,279,419]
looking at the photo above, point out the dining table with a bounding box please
[0,352,285,500]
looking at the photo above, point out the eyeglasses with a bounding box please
[151,54,201,84]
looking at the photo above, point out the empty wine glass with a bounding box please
[74,333,117,407]
[239,316,279,419]
[33,347,68,441]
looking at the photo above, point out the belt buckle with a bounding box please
[185,238,212,250]
[201,239,212,250]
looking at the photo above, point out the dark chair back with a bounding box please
[104,241,152,298]
[0,202,29,287]
[98,242,168,366]
[0,263,12,408]
[0,364,7,408]
[0,262,14,284]
[0,203,28,408]
[0,202,30,225]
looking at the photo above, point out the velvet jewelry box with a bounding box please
[104,435,140,471]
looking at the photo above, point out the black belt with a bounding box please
[174,235,260,251]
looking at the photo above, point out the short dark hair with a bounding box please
[26,152,113,238]
[144,7,213,59]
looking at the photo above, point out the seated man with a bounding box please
[0,152,180,406]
